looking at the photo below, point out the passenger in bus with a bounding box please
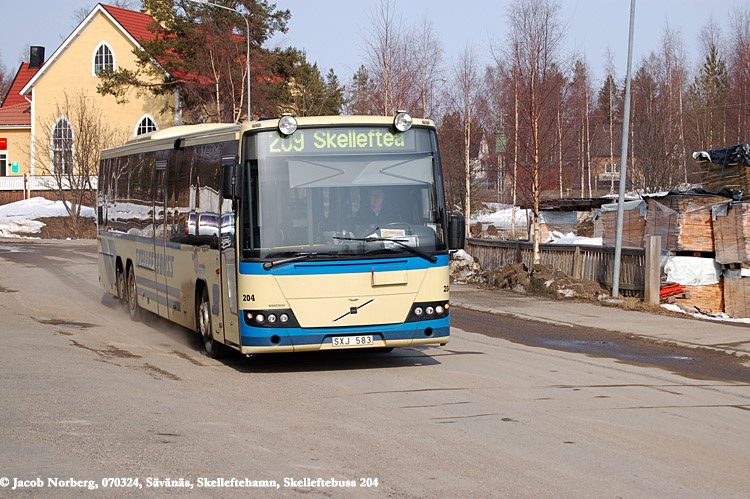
[353,186,395,233]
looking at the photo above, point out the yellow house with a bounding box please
[0,3,176,197]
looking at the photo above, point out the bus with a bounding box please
[97,113,464,358]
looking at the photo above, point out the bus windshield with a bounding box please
[241,126,447,260]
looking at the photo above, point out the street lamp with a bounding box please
[187,0,251,121]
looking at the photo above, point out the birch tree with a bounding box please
[450,46,482,240]
[506,0,567,263]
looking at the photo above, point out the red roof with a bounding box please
[101,4,157,44]
[0,63,41,126]
[1,63,41,108]
[0,103,32,126]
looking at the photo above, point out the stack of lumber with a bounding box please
[674,281,724,314]
[601,201,645,247]
[645,193,727,252]
[702,162,750,195]
[724,276,750,318]
[712,202,750,265]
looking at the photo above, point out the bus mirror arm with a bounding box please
[222,161,242,200]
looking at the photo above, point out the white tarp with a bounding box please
[662,256,721,286]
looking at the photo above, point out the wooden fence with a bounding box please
[467,238,646,297]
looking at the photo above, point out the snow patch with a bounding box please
[0,197,95,237]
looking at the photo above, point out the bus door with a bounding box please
[153,160,169,319]
[219,157,240,346]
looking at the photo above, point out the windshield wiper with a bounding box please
[333,236,437,263]
[263,252,337,270]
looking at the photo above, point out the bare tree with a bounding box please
[727,6,750,144]
[364,0,409,115]
[35,91,125,238]
[450,46,483,240]
[71,1,140,26]
[416,16,443,118]
[506,0,567,263]
[0,51,10,101]
[362,0,440,116]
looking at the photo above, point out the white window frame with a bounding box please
[50,116,74,175]
[92,41,115,76]
[134,114,159,136]
[0,152,7,176]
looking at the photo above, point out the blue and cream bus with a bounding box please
[97,114,464,357]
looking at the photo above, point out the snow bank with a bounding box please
[473,205,530,228]
[0,197,95,237]
[547,231,603,246]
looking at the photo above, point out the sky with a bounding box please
[1,0,748,88]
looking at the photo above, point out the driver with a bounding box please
[353,187,395,232]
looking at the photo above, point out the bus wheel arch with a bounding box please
[195,280,229,359]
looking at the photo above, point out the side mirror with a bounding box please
[222,159,242,200]
[448,214,465,250]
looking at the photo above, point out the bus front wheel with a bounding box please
[197,286,229,359]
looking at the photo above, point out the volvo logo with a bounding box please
[333,299,374,322]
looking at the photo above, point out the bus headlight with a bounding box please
[244,309,299,328]
[393,111,412,132]
[406,302,450,322]
[279,115,298,136]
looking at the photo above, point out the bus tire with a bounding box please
[116,263,126,303]
[197,285,229,359]
[127,265,142,321]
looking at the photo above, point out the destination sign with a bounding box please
[263,128,416,156]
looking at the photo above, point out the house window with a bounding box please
[0,152,7,176]
[51,117,74,174]
[93,42,114,75]
[135,115,158,136]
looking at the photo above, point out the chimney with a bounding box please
[29,46,45,69]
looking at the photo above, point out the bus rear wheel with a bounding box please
[197,286,229,359]
[127,265,142,321]
[116,265,126,303]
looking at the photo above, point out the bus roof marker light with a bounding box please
[394,111,412,132]
[278,115,298,136]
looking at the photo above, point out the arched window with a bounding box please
[135,115,158,136]
[51,117,74,174]
[93,42,115,75]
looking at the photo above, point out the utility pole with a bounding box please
[612,0,636,298]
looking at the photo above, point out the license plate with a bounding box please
[331,335,374,348]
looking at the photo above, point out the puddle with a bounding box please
[37,318,98,329]
[536,338,700,364]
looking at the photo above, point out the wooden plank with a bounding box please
[724,277,750,318]
[644,236,661,305]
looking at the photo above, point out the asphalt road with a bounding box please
[1,239,749,497]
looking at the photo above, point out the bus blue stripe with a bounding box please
[240,316,449,347]
[239,254,449,275]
